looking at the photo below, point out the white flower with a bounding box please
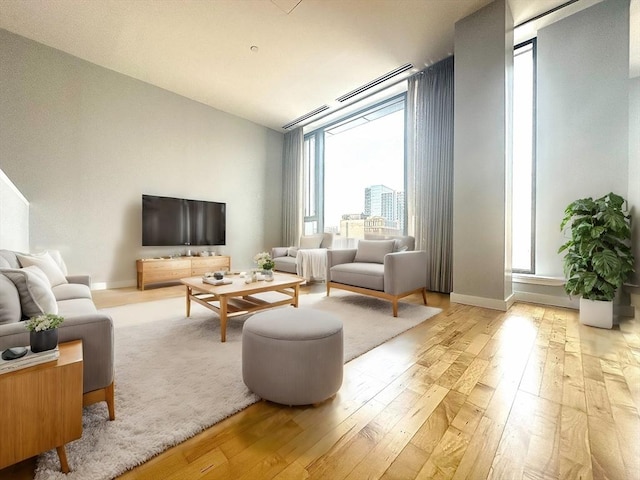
[253,252,274,270]
[25,313,65,332]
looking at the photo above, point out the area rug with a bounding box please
[35,291,441,479]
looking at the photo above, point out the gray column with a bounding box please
[451,0,514,310]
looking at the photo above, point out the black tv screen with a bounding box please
[142,194,226,246]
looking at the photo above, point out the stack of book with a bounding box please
[0,347,60,375]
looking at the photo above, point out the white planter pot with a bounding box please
[579,297,613,329]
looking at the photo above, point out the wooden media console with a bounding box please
[136,256,231,290]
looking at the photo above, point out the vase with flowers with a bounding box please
[25,313,65,353]
[254,252,275,281]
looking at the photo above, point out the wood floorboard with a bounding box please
[1,284,638,480]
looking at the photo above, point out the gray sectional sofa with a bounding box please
[0,249,115,420]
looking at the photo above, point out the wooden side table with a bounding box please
[0,340,83,473]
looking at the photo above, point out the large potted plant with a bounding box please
[558,192,634,328]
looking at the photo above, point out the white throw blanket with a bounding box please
[296,248,327,281]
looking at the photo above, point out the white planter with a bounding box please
[579,297,613,329]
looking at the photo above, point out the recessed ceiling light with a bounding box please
[250,45,259,52]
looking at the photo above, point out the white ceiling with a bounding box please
[0,0,622,132]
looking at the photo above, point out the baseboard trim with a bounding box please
[512,274,565,286]
[450,293,512,311]
[514,291,578,309]
[91,279,137,291]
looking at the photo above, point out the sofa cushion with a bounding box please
[364,234,415,252]
[0,273,22,325]
[330,263,384,291]
[273,256,297,274]
[17,252,68,287]
[299,235,323,249]
[52,283,93,301]
[354,240,395,264]
[287,247,299,257]
[1,266,58,317]
[57,298,98,317]
[0,257,10,269]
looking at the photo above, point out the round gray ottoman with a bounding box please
[242,308,343,406]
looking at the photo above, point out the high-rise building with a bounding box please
[364,185,393,217]
[364,184,405,234]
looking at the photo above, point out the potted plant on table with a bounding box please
[25,313,65,352]
[558,192,635,328]
[254,252,275,281]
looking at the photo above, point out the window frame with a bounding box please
[303,131,324,234]
[303,93,407,237]
[512,38,537,274]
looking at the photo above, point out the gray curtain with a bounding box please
[406,56,454,293]
[281,128,304,246]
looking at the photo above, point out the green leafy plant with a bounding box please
[558,192,634,301]
[25,313,65,332]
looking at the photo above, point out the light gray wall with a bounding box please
[535,0,630,277]
[452,0,513,309]
[0,167,29,252]
[0,29,284,288]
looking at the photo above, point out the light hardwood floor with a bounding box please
[2,285,639,479]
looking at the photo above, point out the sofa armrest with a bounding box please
[384,251,427,295]
[0,313,114,394]
[66,274,91,288]
[327,249,357,281]
[271,247,289,259]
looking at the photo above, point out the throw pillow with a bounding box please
[46,250,69,276]
[287,247,299,257]
[0,273,21,325]
[17,252,68,287]
[0,256,10,269]
[393,240,409,252]
[354,240,395,264]
[1,266,58,317]
[299,234,323,249]
[0,249,20,268]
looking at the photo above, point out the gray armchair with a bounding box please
[272,233,333,275]
[326,236,428,316]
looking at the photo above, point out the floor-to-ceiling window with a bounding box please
[303,94,406,246]
[513,40,536,273]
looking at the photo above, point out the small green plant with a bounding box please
[25,313,65,332]
[558,192,634,301]
[254,252,275,271]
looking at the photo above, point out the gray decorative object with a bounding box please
[242,308,343,406]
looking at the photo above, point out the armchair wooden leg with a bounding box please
[326,282,331,297]
[392,299,398,317]
[422,288,428,305]
[106,381,115,421]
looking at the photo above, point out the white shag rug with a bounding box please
[35,290,441,480]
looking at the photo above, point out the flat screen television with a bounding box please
[142,194,226,246]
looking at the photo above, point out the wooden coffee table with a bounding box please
[181,273,305,342]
